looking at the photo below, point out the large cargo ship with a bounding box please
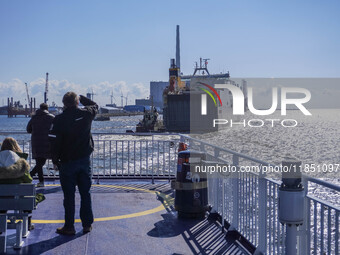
[163,26,247,132]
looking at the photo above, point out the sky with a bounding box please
[0,0,339,107]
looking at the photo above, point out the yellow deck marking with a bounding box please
[32,184,168,224]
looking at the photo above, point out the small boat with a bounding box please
[135,107,165,132]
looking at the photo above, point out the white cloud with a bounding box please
[0,78,149,107]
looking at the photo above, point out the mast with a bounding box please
[176,25,180,70]
[44,72,49,104]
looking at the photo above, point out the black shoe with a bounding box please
[29,224,35,231]
[28,216,34,231]
[83,225,92,233]
[56,226,76,235]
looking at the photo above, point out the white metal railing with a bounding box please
[304,177,340,255]
[0,132,180,181]
[90,135,179,182]
[180,134,340,255]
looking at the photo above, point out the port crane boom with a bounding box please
[44,72,49,104]
[25,83,30,107]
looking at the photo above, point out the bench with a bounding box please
[0,184,36,253]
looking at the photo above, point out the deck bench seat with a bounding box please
[0,184,36,253]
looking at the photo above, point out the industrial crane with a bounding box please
[44,72,49,104]
[25,83,30,107]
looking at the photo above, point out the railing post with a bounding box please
[213,149,220,214]
[214,148,220,159]
[231,155,239,231]
[222,177,225,232]
[299,177,309,255]
[200,142,205,152]
[152,135,154,184]
[278,161,304,255]
[255,166,267,255]
[0,215,7,253]
[209,172,218,214]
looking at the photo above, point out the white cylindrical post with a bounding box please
[286,224,298,255]
[279,160,304,255]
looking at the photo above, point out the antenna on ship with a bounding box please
[193,58,210,76]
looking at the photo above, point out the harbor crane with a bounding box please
[25,83,30,107]
[44,72,49,104]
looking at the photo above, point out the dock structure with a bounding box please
[6,97,36,118]
[0,131,339,254]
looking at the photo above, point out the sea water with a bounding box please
[1,110,339,182]
[191,109,340,182]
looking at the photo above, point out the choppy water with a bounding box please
[191,109,340,183]
[1,110,339,183]
[0,114,141,133]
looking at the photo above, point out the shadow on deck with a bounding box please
[3,180,252,255]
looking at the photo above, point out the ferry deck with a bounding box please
[2,180,253,255]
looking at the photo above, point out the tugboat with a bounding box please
[135,107,165,132]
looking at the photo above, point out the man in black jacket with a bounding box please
[27,103,55,187]
[50,92,98,235]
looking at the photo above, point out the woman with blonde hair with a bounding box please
[0,137,31,182]
[1,137,23,153]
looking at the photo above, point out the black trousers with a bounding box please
[30,158,46,183]
[60,156,93,228]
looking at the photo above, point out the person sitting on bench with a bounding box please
[0,137,45,230]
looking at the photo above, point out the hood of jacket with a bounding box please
[35,109,49,116]
[0,150,30,179]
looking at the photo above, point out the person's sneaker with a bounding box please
[36,182,45,188]
[56,226,76,235]
[83,225,92,233]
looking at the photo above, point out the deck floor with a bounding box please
[3,180,251,255]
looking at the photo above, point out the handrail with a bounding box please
[180,134,275,167]
[0,131,181,136]
[307,194,340,211]
[303,175,340,192]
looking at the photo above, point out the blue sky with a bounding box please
[0,0,339,106]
